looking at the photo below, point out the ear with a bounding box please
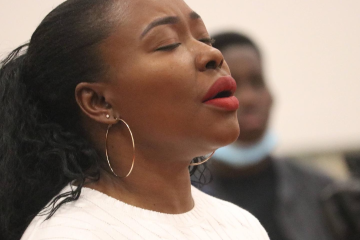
[75,82,117,125]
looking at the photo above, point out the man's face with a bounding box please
[222,45,273,144]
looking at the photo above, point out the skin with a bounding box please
[211,44,274,176]
[223,45,273,145]
[75,0,239,214]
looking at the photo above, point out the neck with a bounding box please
[87,153,194,214]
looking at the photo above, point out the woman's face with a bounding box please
[99,0,239,158]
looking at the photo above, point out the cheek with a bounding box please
[260,93,273,112]
[234,91,242,102]
[134,56,197,105]
[113,55,192,100]
[111,59,200,139]
[221,61,231,75]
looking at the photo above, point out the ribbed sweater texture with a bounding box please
[22,185,269,240]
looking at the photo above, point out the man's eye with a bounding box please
[199,38,215,46]
[155,43,181,51]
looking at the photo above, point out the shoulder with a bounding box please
[21,186,118,240]
[274,157,335,206]
[274,157,333,185]
[21,213,100,240]
[192,186,269,239]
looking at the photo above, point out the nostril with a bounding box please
[205,60,218,70]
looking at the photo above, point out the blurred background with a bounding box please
[1,0,359,180]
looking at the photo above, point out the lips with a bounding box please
[202,76,239,111]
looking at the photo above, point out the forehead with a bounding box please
[99,0,198,74]
[102,0,197,53]
[222,45,260,63]
[120,0,194,31]
[222,45,262,76]
[128,0,191,14]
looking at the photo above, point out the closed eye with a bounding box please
[199,38,215,46]
[155,38,214,51]
[155,43,181,51]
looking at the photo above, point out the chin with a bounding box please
[227,122,241,143]
[213,119,240,148]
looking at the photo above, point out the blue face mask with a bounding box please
[213,130,278,167]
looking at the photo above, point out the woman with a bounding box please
[0,0,269,239]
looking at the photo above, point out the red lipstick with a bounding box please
[202,76,239,111]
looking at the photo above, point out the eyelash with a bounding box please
[155,38,216,51]
[155,43,181,51]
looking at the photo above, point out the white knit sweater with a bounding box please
[21,185,269,240]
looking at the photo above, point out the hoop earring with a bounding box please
[105,118,135,178]
[189,151,215,166]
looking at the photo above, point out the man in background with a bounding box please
[202,31,335,240]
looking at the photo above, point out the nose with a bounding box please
[195,45,224,72]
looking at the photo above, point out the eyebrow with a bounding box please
[140,11,201,39]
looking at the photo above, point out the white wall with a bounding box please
[1,0,360,155]
[0,1,65,55]
[185,0,360,156]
